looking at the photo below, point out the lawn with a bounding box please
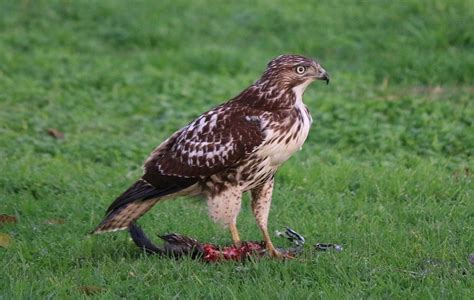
[0,0,473,298]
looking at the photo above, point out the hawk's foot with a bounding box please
[266,244,294,259]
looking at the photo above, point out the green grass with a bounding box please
[1,0,473,298]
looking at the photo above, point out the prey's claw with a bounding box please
[275,227,305,247]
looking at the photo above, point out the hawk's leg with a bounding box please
[251,179,281,257]
[229,223,241,247]
[207,185,243,246]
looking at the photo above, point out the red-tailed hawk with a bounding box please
[92,54,329,257]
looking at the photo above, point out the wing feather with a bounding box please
[144,104,265,178]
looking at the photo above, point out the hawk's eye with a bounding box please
[295,65,306,75]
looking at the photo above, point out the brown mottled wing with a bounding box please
[92,104,265,234]
[144,104,265,178]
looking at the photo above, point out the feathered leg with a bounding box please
[251,179,281,257]
[207,185,243,246]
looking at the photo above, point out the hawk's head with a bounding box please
[260,54,329,89]
[234,54,329,108]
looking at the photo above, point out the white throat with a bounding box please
[291,79,313,106]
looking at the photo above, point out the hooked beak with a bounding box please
[315,68,330,85]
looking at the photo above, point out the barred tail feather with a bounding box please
[92,179,184,234]
[92,199,159,234]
